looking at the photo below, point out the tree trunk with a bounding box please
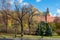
[5,13,8,33]
[6,23,8,33]
[21,19,23,37]
[15,28,17,38]
[28,20,31,35]
[29,25,31,35]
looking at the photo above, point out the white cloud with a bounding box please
[21,2,29,6]
[53,14,56,17]
[19,0,23,3]
[57,9,60,13]
[56,9,60,16]
[51,9,60,17]
[36,0,41,2]
[14,0,23,4]
[50,12,56,17]
[23,2,28,5]
[6,0,14,5]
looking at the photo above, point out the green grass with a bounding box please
[23,35,60,38]
[0,33,60,38]
[23,35,41,38]
[52,36,60,38]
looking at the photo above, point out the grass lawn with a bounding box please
[23,35,60,38]
[0,33,60,38]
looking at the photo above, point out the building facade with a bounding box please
[40,8,60,23]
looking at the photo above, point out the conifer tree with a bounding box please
[45,23,52,36]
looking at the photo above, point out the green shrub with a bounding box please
[36,21,53,36]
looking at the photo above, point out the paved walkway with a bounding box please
[0,38,60,40]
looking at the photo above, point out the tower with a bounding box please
[45,8,50,23]
[46,8,50,16]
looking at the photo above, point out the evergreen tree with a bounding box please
[36,22,52,36]
[45,23,52,36]
[36,21,46,36]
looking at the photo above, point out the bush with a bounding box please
[36,21,53,36]
[45,23,52,36]
[36,21,46,36]
[56,29,60,35]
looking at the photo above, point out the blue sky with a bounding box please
[22,0,60,16]
[0,0,60,16]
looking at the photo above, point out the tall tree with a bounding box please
[1,0,11,33]
[27,7,38,35]
[7,0,33,38]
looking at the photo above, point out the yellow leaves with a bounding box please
[56,23,60,29]
[24,23,28,29]
[8,19,12,27]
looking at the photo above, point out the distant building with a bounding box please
[40,8,60,23]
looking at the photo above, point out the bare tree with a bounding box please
[27,7,38,35]
[7,0,32,38]
[1,0,10,33]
